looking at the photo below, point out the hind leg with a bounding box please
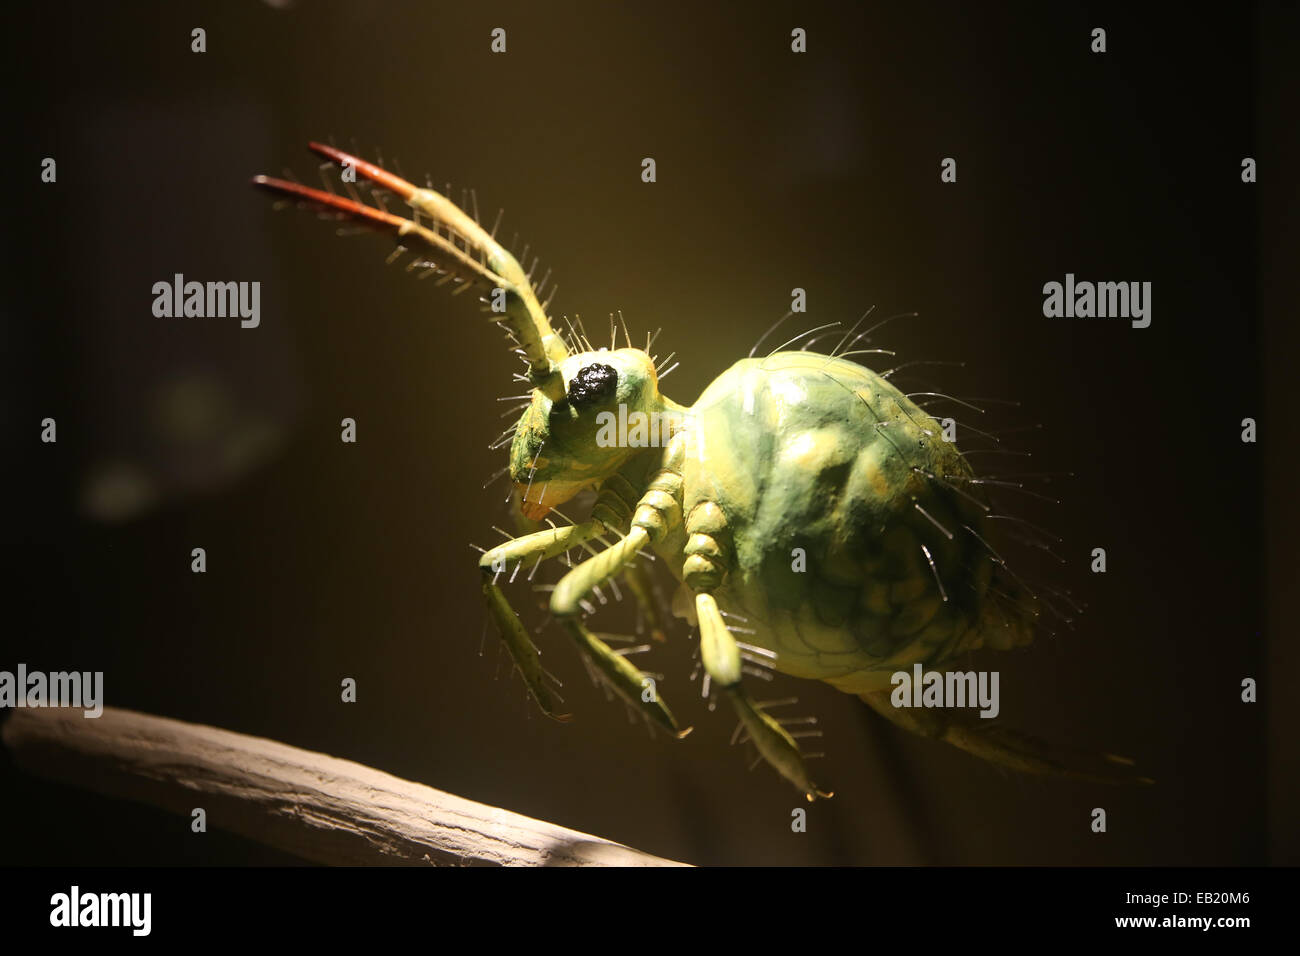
[685,502,831,800]
[860,689,1148,783]
[861,689,1059,774]
[695,592,832,799]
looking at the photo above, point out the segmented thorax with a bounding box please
[678,352,1031,694]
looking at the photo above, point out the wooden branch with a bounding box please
[1,706,687,867]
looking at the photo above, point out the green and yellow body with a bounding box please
[256,143,1139,800]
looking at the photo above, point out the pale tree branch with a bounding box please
[1,706,688,867]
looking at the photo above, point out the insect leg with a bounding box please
[858,690,1151,784]
[696,593,831,801]
[548,456,693,736]
[681,499,829,799]
[620,561,669,644]
[550,526,690,737]
[479,521,608,720]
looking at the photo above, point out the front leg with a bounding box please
[480,519,608,720]
[549,449,691,737]
[685,503,833,801]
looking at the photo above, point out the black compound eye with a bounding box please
[567,363,618,409]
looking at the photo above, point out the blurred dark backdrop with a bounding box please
[3,0,1291,865]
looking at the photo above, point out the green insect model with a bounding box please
[255,143,1137,800]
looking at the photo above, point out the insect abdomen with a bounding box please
[684,352,1027,692]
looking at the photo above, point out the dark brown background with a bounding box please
[4,0,1292,866]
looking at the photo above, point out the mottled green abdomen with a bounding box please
[678,352,1033,695]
